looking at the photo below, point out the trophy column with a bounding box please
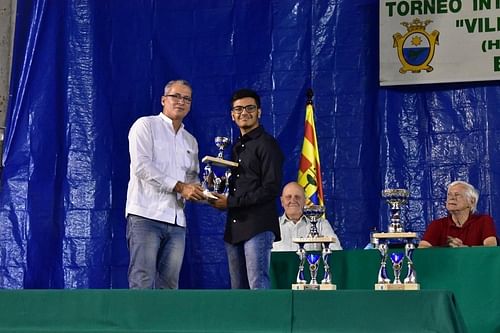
[373,189,420,291]
[291,205,337,291]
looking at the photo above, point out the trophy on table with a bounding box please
[372,188,420,290]
[201,136,238,199]
[292,205,337,290]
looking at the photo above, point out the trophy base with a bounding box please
[292,283,337,291]
[202,156,239,168]
[292,236,337,244]
[374,283,420,291]
[372,232,418,239]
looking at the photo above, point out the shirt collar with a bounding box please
[281,214,307,225]
[159,112,184,131]
[447,213,475,227]
[239,125,264,143]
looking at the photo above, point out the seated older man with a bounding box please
[272,182,342,251]
[419,180,498,248]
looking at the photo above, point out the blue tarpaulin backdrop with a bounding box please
[0,0,499,289]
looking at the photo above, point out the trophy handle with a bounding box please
[321,245,332,284]
[223,169,232,195]
[202,164,214,191]
[296,246,307,284]
[377,244,391,284]
[404,242,417,284]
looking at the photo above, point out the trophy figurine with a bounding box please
[291,205,337,290]
[201,136,238,199]
[373,188,420,290]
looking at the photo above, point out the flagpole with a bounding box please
[306,88,313,105]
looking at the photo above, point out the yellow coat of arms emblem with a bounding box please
[393,18,440,74]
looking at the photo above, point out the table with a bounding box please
[0,289,465,333]
[271,247,500,333]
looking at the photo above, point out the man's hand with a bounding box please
[175,182,205,201]
[447,236,467,247]
[208,192,228,210]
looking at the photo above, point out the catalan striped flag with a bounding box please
[298,90,324,206]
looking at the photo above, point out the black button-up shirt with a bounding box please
[224,126,284,244]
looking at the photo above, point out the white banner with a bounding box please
[380,0,500,86]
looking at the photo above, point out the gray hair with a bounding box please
[448,180,479,213]
[163,80,192,95]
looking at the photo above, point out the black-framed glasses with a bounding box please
[165,94,192,104]
[231,105,258,114]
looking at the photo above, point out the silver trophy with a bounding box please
[201,136,238,198]
[373,188,420,290]
[292,205,337,290]
[382,188,409,233]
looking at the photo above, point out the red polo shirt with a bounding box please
[422,214,497,246]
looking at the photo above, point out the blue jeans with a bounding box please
[225,231,275,289]
[126,214,185,289]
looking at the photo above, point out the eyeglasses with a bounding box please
[165,94,192,104]
[231,105,258,114]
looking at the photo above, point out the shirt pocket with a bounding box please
[180,148,197,174]
[152,139,171,170]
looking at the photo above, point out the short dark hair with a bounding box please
[231,89,261,108]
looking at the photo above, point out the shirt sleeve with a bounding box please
[480,215,498,240]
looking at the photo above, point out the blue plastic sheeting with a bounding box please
[0,0,499,289]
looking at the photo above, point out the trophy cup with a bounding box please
[306,254,321,285]
[303,205,323,238]
[292,205,337,290]
[390,252,404,284]
[201,136,239,199]
[382,188,409,233]
[373,188,420,290]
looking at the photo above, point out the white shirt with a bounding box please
[125,113,199,226]
[272,214,342,251]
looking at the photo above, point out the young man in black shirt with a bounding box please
[210,89,284,289]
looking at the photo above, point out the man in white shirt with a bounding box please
[126,80,205,289]
[272,182,342,251]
